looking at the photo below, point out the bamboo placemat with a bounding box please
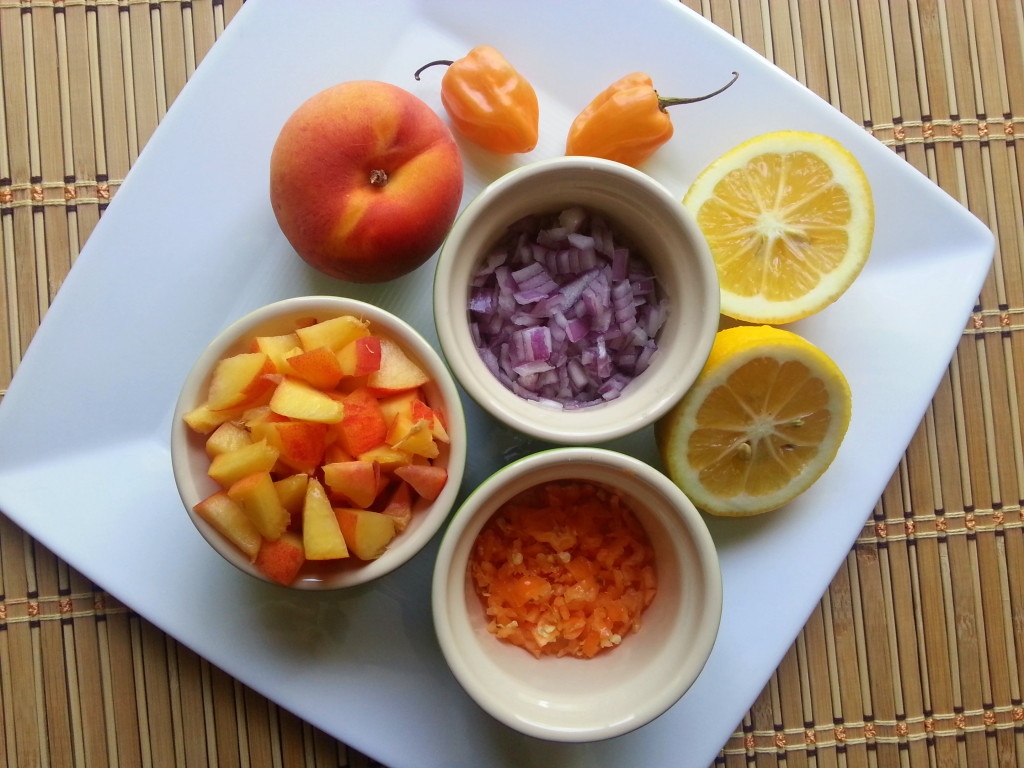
[1,1,1021,766]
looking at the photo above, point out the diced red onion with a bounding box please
[567,232,595,251]
[511,326,552,365]
[564,317,588,344]
[558,206,588,233]
[610,247,630,282]
[467,207,669,408]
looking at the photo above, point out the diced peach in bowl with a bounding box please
[171,296,467,589]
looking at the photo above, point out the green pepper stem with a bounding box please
[658,71,739,110]
[413,60,454,80]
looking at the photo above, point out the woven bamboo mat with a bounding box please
[1,1,1021,766]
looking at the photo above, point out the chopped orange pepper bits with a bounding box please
[468,480,657,659]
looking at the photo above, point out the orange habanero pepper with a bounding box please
[565,71,738,167]
[415,45,539,155]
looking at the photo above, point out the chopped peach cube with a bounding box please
[183,402,246,434]
[357,444,413,473]
[296,314,370,352]
[254,419,328,475]
[302,478,349,560]
[323,443,356,465]
[394,464,448,501]
[286,345,344,390]
[366,338,429,394]
[193,491,262,561]
[208,439,280,488]
[412,399,450,443]
[377,390,421,428]
[254,531,305,585]
[336,335,382,377]
[207,352,276,411]
[323,460,380,509]
[270,377,345,423]
[205,421,252,457]
[274,472,308,521]
[380,482,414,532]
[333,387,388,456]
[227,471,290,541]
[252,332,301,373]
[388,415,439,459]
[335,508,396,560]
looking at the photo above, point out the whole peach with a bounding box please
[269,81,464,283]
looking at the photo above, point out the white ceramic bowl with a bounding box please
[433,156,719,445]
[432,447,722,742]
[171,296,467,589]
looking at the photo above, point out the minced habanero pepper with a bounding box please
[468,479,657,659]
[565,71,739,168]
[414,45,539,155]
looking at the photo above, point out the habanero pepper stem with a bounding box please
[565,71,740,168]
[414,45,540,155]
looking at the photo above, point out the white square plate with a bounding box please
[0,1,994,766]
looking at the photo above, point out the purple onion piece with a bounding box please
[468,207,668,409]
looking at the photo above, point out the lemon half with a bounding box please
[656,325,851,516]
[684,130,874,324]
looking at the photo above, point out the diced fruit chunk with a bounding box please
[240,405,275,430]
[296,315,369,352]
[377,390,421,428]
[333,387,388,456]
[367,338,429,394]
[357,445,413,472]
[378,390,447,449]
[386,413,439,458]
[394,464,448,501]
[323,460,380,509]
[286,345,344,390]
[254,531,305,585]
[274,473,309,521]
[412,399,450,443]
[336,508,397,560]
[336,335,382,377]
[270,377,345,423]
[302,478,349,560]
[193,491,262,561]
[183,402,245,434]
[208,440,280,488]
[207,352,276,410]
[253,419,328,475]
[227,471,290,541]
[252,332,301,373]
[380,482,414,532]
[323,443,355,465]
[205,421,252,457]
